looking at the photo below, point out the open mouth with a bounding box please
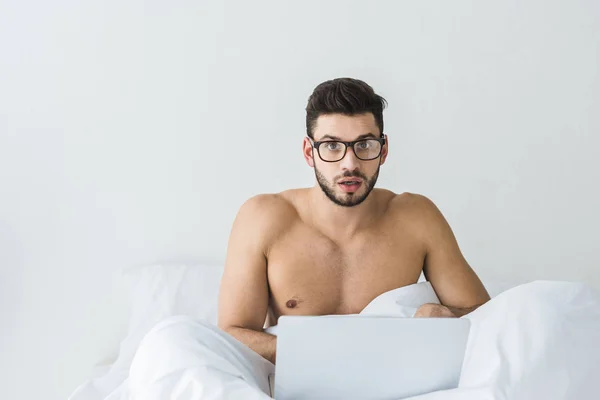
[338,180,363,192]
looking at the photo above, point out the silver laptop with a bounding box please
[273,315,470,400]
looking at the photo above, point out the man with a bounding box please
[128,78,491,399]
[218,77,490,365]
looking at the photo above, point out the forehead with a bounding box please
[313,113,380,141]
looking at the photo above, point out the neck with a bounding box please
[308,185,378,239]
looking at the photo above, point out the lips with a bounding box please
[338,179,363,193]
[338,179,363,185]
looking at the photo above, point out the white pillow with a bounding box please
[124,263,224,333]
[69,263,224,400]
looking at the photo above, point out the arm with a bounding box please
[217,195,278,364]
[414,195,491,317]
[414,303,481,318]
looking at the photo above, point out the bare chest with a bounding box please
[266,224,425,324]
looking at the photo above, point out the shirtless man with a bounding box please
[218,77,490,365]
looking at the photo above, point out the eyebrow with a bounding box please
[319,133,378,141]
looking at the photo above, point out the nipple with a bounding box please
[286,299,298,308]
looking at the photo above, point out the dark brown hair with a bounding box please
[305,78,387,139]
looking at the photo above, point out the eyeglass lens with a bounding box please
[318,139,381,162]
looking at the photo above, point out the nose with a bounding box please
[339,146,360,171]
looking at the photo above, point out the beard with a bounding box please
[315,165,380,207]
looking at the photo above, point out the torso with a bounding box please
[264,189,427,326]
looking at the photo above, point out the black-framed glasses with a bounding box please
[310,137,386,162]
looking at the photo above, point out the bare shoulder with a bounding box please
[238,192,298,225]
[385,191,435,212]
[386,191,445,230]
[234,192,299,247]
[239,192,295,215]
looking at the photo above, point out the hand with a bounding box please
[413,303,457,318]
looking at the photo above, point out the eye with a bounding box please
[325,142,343,151]
[357,141,371,149]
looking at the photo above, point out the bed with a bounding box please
[69,263,600,400]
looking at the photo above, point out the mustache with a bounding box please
[336,171,368,181]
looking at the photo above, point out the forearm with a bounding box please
[446,304,483,317]
[224,326,277,364]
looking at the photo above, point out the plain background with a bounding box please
[1,1,599,399]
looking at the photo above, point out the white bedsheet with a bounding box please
[409,281,600,399]
[71,281,600,399]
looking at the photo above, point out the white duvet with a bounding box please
[71,281,600,399]
[409,281,600,399]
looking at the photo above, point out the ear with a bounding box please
[303,137,315,168]
[379,134,389,166]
